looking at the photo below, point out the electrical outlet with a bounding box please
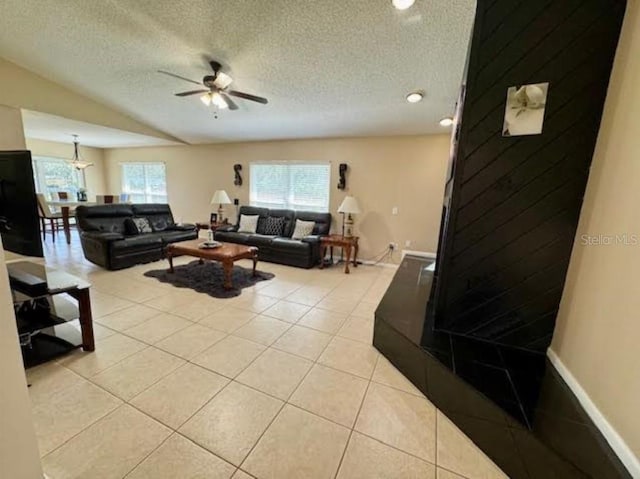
[405,240,412,247]
[389,242,397,251]
[392,207,399,215]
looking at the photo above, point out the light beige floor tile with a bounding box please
[180,382,282,466]
[436,411,507,479]
[127,433,236,479]
[371,356,424,396]
[155,324,227,359]
[297,307,348,334]
[131,363,229,429]
[170,296,226,320]
[337,316,374,344]
[59,332,147,377]
[337,432,436,479]
[231,470,254,479]
[237,348,312,400]
[42,405,171,479]
[316,295,357,315]
[199,307,256,333]
[91,291,136,318]
[95,304,162,332]
[144,290,195,312]
[29,366,122,456]
[192,335,265,378]
[271,325,333,360]
[257,281,300,299]
[233,315,291,346]
[286,286,330,306]
[243,405,350,479]
[350,301,378,319]
[289,364,367,427]
[123,312,193,344]
[91,347,185,400]
[318,336,378,379]
[232,293,279,313]
[91,323,117,340]
[355,383,436,463]
[437,468,467,479]
[261,300,311,323]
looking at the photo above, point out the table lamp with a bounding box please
[337,196,361,238]
[211,190,232,223]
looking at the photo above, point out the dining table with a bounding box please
[47,200,96,245]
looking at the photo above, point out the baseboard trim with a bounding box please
[547,348,640,477]
[401,249,436,260]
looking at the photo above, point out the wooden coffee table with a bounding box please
[165,239,259,289]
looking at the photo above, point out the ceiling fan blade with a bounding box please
[221,93,239,110]
[158,70,202,86]
[228,90,269,104]
[175,89,209,97]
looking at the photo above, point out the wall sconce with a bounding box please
[338,163,348,190]
[234,164,243,186]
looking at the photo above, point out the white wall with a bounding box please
[0,106,43,477]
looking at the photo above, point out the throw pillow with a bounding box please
[238,214,259,233]
[263,216,286,236]
[124,218,140,235]
[291,219,316,239]
[132,217,153,234]
[151,217,171,232]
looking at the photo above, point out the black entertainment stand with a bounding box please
[9,261,95,368]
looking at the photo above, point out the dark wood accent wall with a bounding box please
[430,0,626,353]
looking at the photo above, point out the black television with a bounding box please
[0,150,44,258]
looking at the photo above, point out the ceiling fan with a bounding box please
[158,61,268,112]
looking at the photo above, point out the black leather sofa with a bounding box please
[215,206,331,268]
[76,204,197,270]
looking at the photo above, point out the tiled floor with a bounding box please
[27,234,506,479]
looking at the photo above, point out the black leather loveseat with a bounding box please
[215,206,331,268]
[76,204,197,270]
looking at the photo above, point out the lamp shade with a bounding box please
[211,190,232,205]
[337,196,361,214]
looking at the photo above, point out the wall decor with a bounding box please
[338,163,347,190]
[210,213,218,224]
[233,164,243,186]
[502,83,549,137]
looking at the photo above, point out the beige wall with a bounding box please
[105,135,451,262]
[0,104,27,150]
[551,0,640,463]
[0,107,43,477]
[25,138,107,200]
[0,57,177,142]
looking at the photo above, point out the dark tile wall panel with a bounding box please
[432,0,626,352]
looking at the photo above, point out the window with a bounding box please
[121,163,168,203]
[250,162,331,212]
[32,156,85,199]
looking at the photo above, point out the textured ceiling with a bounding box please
[0,0,475,144]
[22,110,180,148]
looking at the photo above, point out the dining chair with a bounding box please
[97,194,119,204]
[36,194,62,242]
[57,191,69,200]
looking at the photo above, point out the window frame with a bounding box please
[249,161,331,212]
[32,155,86,200]
[120,162,168,204]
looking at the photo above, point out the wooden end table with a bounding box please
[166,239,258,289]
[320,234,359,274]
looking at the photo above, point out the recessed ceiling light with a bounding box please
[406,91,424,103]
[439,117,454,127]
[392,0,416,10]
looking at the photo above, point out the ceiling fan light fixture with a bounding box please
[406,91,424,103]
[200,93,212,106]
[439,117,454,127]
[214,71,233,89]
[392,0,416,10]
[211,92,228,110]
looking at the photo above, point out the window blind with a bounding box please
[250,162,330,212]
